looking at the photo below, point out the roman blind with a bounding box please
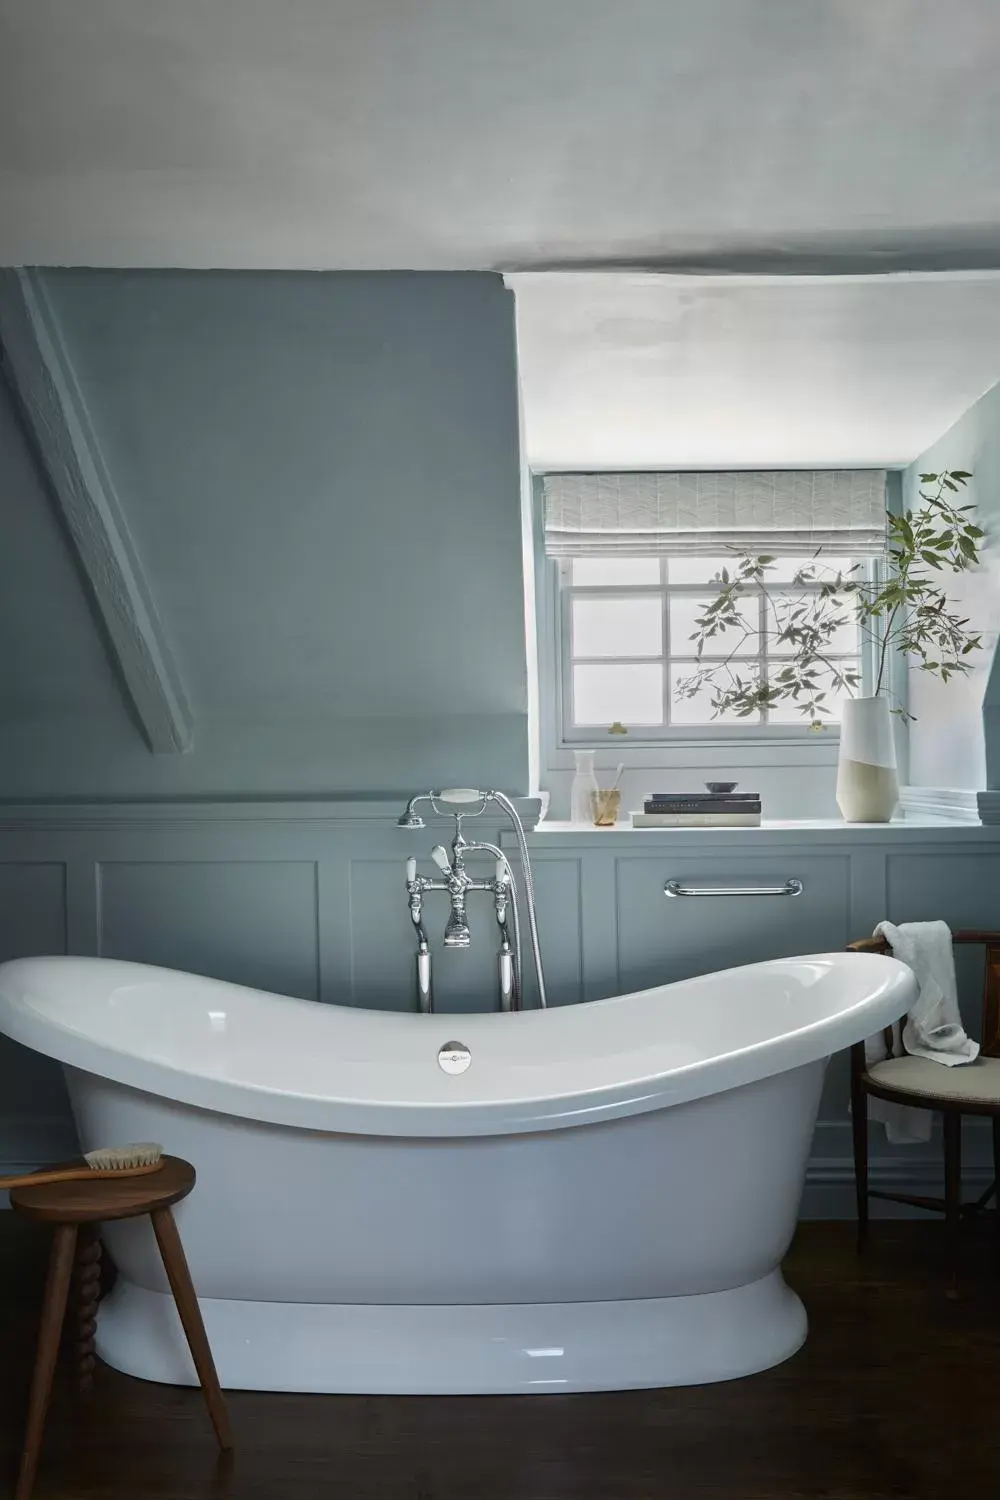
[542,470,888,558]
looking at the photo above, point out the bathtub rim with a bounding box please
[0,952,914,1138]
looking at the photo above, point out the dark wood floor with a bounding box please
[1,1215,998,1500]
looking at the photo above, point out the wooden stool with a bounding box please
[10,1155,232,1500]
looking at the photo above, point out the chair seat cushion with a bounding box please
[867,1054,1000,1106]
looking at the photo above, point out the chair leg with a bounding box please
[150,1207,233,1451]
[16,1223,78,1500]
[851,1079,870,1250]
[943,1112,962,1288]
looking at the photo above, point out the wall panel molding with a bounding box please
[1,811,999,1216]
[0,268,193,753]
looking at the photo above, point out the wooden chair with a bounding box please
[848,930,1000,1266]
[10,1155,232,1500]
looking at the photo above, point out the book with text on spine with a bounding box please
[642,798,761,815]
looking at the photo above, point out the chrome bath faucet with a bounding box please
[398,789,547,1014]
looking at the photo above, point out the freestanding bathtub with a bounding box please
[0,952,913,1394]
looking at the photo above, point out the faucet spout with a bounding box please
[443,912,472,948]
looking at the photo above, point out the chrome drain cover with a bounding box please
[438,1041,471,1075]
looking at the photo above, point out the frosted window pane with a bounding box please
[669,595,758,657]
[766,663,860,723]
[669,666,762,724]
[571,557,660,585]
[573,664,663,725]
[572,596,662,658]
[769,594,860,657]
[667,556,731,585]
[759,555,819,583]
[762,556,864,584]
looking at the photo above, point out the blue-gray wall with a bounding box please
[2,269,999,1220]
[0,269,530,799]
[901,378,1000,790]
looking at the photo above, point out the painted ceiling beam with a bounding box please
[0,268,193,754]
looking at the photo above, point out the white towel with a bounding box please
[864,920,980,1144]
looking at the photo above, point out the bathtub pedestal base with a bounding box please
[97,1269,807,1394]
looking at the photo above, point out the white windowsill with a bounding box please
[526,815,998,842]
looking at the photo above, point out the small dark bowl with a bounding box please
[705,781,737,793]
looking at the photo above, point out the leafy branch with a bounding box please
[674,471,984,724]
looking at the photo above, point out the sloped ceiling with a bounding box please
[1,0,1000,272]
[0,374,136,726]
[0,269,532,799]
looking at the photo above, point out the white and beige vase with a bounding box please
[836,696,899,823]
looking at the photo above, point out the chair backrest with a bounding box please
[847,930,1000,1058]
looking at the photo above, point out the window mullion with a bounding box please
[661,563,670,728]
[557,552,862,739]
[758,589,768,726]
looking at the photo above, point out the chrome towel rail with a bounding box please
[664,878,803,899]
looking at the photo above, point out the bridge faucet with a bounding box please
[398,788,548,1013]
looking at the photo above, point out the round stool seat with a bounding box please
[10,1155,195,1224]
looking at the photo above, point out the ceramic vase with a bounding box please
[836,696,898,823]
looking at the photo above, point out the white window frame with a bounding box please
[531,476,908,782]
[556,555,880,745]
[538,558,903,771]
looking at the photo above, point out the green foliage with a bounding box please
[674,472,984,723]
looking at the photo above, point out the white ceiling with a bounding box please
[3,0,1000,272]
[4,2,1000,468]
[510,273,1000,468]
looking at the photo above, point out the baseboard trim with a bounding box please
[800,1118,995,1219]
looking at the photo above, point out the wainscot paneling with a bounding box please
[1,806,999,1218]
[0,860,72,1171]
[344,842,583,1013]
[98,859,321,1002]
[613,853,851,992]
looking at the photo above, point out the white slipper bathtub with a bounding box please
[0,952,913,1394]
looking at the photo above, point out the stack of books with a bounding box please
[632,791,762,827]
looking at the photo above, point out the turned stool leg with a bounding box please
[150,1207,233,1450]
[16,1223,78,1500]
[70,1224,102,1393]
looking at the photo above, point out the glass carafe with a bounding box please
[570,750,600,824]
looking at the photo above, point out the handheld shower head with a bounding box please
[396,793,429,829]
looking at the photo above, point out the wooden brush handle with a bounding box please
[0,1160,164,1190]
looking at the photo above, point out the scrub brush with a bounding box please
[0,1142,164,1190]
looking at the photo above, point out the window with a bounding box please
[557,555,870,739]
[540,469,888,746]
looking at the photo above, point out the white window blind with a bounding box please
[543,470,887,558]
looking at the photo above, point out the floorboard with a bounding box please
[1,1217,997,1499]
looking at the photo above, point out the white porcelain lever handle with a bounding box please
[495,858,506,883]
[431,845,451,873]
[405,857,416,884]
[437,788,484,803]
